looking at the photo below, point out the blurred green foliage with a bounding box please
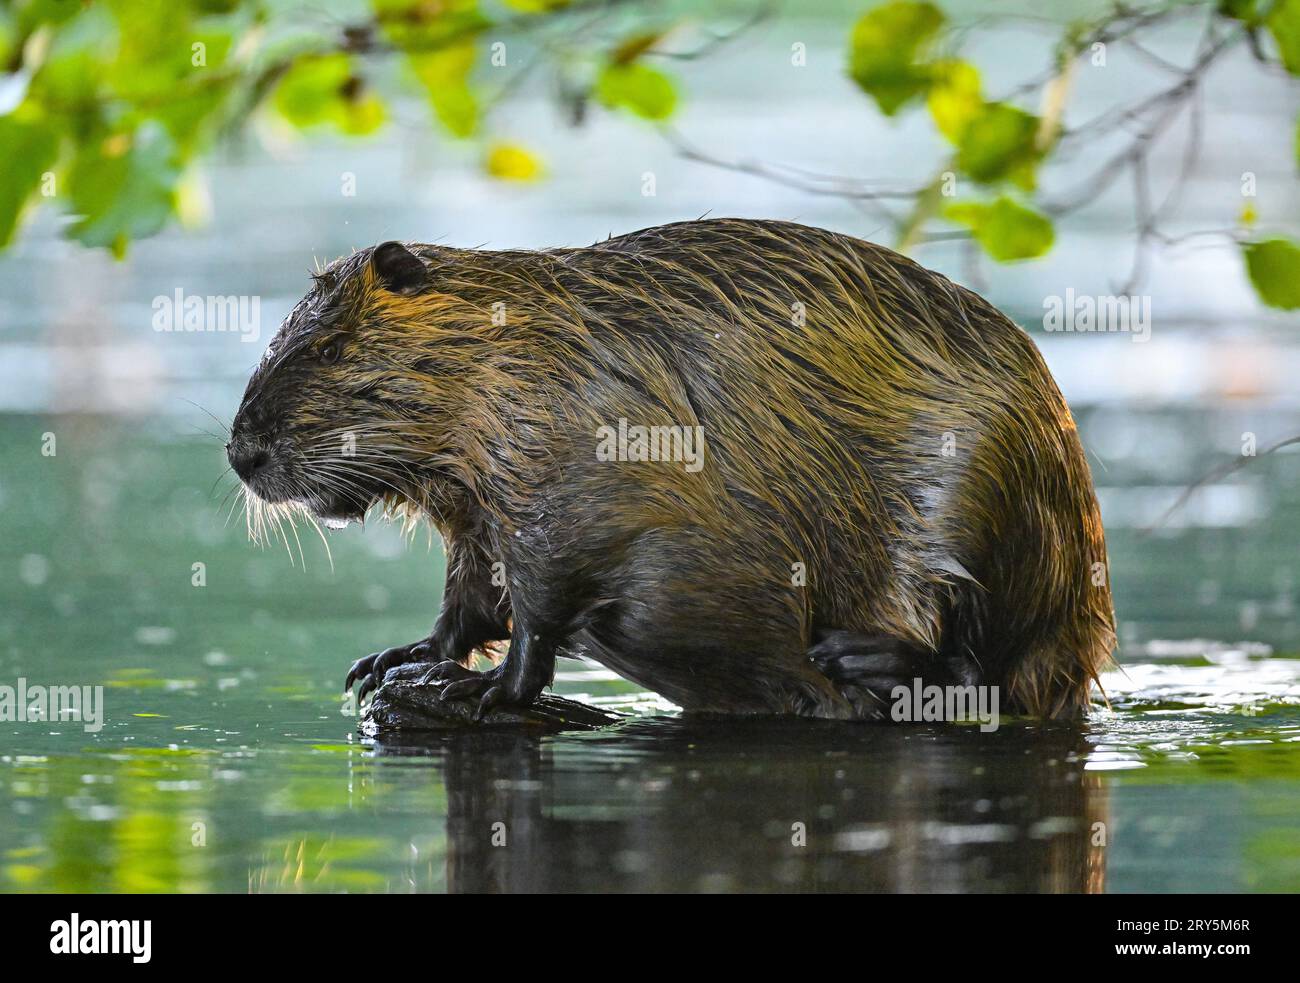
[847,0,943,115]
[946,196,1054,262]
[1245,237,1300,308]
[848,0,1300,303]
[596,61,677,120]
[0,0,676,257]
[0,0,1297,309]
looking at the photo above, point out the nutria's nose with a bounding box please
[228,443,271,482]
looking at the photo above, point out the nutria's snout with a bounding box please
[227,399,281,491]
[227,430,372,522]
[226,431,292,506]
[226,440,270,483]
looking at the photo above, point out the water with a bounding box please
[3,7,1300,892]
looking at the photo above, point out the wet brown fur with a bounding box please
[232,218,1115,719]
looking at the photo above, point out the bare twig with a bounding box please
[1144,435,1300,536]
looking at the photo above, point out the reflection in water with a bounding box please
[5,662,1300,893]
[373,718,1107,894]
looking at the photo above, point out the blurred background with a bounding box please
[1,0,1299,893]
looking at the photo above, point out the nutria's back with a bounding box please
[447,219,1111,710]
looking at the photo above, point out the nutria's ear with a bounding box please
[371,241,428,294]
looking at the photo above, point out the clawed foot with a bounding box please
[345,640,435,704]
[808,628,979,718]
[419,661,541,721]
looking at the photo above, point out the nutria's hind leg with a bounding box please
[808,629,980,721]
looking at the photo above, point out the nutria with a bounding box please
[226,218,1115,721]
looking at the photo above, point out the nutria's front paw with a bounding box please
[414,659,476,687]
[433,664,541,720]
[345,640,434,703]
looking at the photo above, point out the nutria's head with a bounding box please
[227,240,464,527]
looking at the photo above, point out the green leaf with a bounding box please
[28,49,101,121]
[0,113,60,248]
[274,54,350,128]
[1218,0,1260,22]
[339,90,387,136]
[848,1,945,116]
[485,141,544,181]
[15,0,84,33]
[1268,0,1300,74]
[371,0,486,137]
[104,0,232,102]
[408,42,479,137]
[927,59,982,142]
[274,54,386,136]
[68,122,180,258]
[1243,238,1300,309]
[956,101,1041,185]
[946,196,1055,262]
[501,0,571,10]
[596,62,677,120]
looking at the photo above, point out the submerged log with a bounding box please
[359,663,623,735]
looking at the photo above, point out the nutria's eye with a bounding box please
[320,340,342,364]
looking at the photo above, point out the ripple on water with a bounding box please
[1088,654,1300,776]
